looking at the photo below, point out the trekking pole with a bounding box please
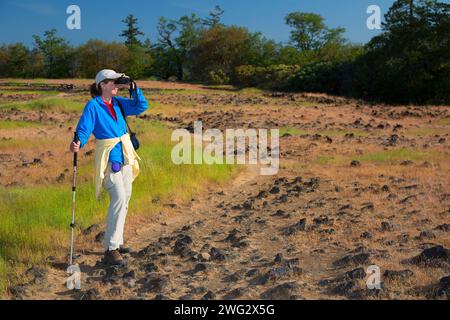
[69,131,79,266]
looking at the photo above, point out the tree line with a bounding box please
[0,0,448,104]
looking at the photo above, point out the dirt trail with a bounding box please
[15,163,350,300]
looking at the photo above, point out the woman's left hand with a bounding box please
[129,81,136,92]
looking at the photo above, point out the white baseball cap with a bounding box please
[95,69,125,86]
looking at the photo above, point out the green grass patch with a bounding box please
[0,120,47,130]
[0,137,50,149]
[0,79,49,86]
[356,148,444,163]
[0,97,83,112]
[313,148,446,165]
[406,127,450,137]
[280,126,369,137]
[321,130,370,137]
[314,155,349,165]
[279,127,308,136]
[438,118,450,126]
[237,87,264,95]
[143,87,265,96]
[0,90,59,95]
[144,89,210,95]
[293,101,317,107]
[203,84,237,91]
[0,121,236,295]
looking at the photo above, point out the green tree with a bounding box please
[155,14,205,80]
[203,5,225,27]
[156,17,182,80]
[32,29,73,78]
[355,0,450,103]
[285,12,346,51]
[190,25,257,83]
[0,43,30,77]
[27,49,45,77]
[74,40,130,78]
[125,40,154,79]
[175,14,203,80]
[120,14,145,47]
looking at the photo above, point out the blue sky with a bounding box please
[0,0,400,47]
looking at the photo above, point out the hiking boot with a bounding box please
[103,249,124,266]
[118,246,132,254]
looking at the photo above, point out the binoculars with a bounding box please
[114,75,133,85]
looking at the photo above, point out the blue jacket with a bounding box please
[76,87,149,164]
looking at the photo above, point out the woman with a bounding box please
[70,69,148,266]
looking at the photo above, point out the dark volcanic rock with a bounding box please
[79,288,101,300]
[350,160,361,167]
[143,275,170,293]
[123,270,136,279]
[152,294,170,300]
[304,177,320,190]
[333,253,370,268]
[173,235,194,257]
[95,231,105,242]
[189,286,207,295]
[246,268,260,278]
[387,134,398,146]
[242,200,254,210]
[192,263,209,274]
[82,224,100,235]
[313,215,332,225]
[380,221,393,232]
[330,280,359,296]
[260,282,299,300]
[222,271,244,283]
[360,231,372,239]
[419,230,436,239]
[271,209,290,218]
[25,266,48,284]
[405,245,450,267]
[274,253,283,263]
[436,276,450,299]
[9,285,30,299]
[270,186,280,194]
[249,274,270,286]
[201,290,216,300]
[434,224,449,232]
[109,286,122,296]
[249,258,301,286]
[143,263,159,273]
[281,219,306,236]
[267,258,302,280]
[102,265,124,284]
[210,247,226,261]
[223,287,248,300]
[223,228,248,248]
[383,269,414,280]
[343,268,367,280]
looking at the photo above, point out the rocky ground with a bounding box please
[1,80,449,300]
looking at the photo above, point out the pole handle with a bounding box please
[73,132,79,166]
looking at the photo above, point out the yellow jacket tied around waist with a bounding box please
[94,133,141,199]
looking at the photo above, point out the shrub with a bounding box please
[234,64,300,89]
[208,69,230,85]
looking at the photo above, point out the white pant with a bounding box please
[102,163,132,251]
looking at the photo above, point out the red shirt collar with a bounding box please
[102,98,117,121]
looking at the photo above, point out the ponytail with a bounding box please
[89,82,102,98]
